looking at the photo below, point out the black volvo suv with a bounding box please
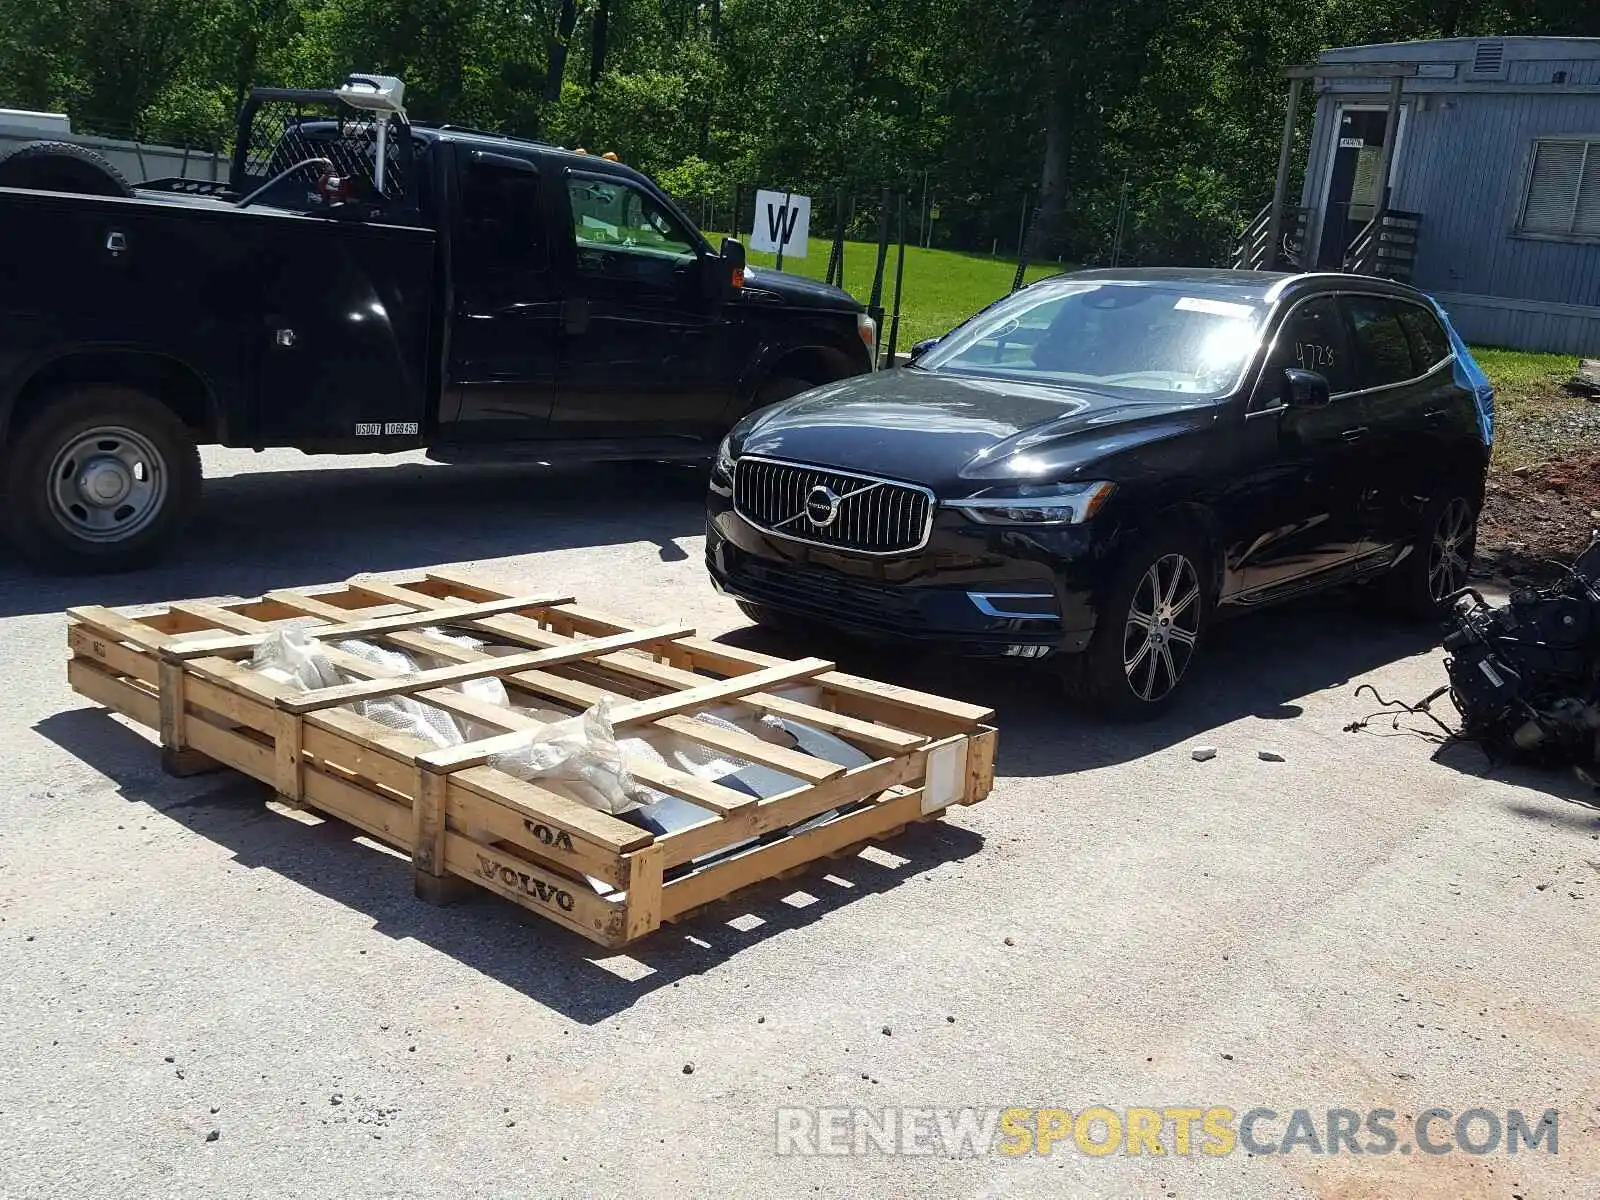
[705,268,1493,715]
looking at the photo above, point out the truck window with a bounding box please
[566,177,696,286]
[457,160,546,274]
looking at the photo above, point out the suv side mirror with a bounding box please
[1283,368,1331,408]
[910,336,940,361]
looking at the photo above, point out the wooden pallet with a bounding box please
[65,568,996,947]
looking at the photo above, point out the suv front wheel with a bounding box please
[1065,531,1210,719]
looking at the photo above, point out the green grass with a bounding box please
[726,234,1063,349]
[1472,347,1583,472]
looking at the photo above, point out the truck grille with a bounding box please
[733,457,933,555]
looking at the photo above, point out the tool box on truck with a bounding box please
[64,568,996,947]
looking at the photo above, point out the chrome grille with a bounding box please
[733,457,934,555]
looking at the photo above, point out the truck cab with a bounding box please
[0,74,874,572]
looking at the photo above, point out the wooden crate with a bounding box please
[65,568,996,947]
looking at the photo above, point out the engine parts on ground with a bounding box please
[1438,539,1600,764]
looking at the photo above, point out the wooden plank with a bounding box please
[657,752,921,869]
[64,605,171,650]
[261,588,389,621]
[301,711,424,796]
[368,590,929,761]
[67,623,158,686]
[184,718,275,784]
[168,601,272,634]
[660,787,927,920]
[164,594,578,660]
[741,692,925,754]
[184,674,278,735]
[621,844,665,941]
[965,726,997,804]
[275,624,695,714]
[655,713,844,784]
[445,834,625,945]
[446,772,638,886]
[606,658,834,726]
[413,766,450,885]
[300,767,412,850]
[68,658,160,727]
[514,598,989,736]
[274,711,303,803]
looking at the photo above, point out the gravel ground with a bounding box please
[1,448,1597,1199]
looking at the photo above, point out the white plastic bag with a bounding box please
[490,696,647,815]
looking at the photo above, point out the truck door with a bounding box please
[550,171,730,440]
[444,148,560,436]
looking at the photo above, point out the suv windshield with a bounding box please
[917,279,1269,399]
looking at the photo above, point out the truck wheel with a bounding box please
[2,387,201,573]
[0,140,133,198]
[753,376,815,411]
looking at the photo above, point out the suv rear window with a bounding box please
[1344,296,1416,390]
[1395,303,1453,373]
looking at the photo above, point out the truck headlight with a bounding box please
[950,481,1115,526]
[857,312,878,367]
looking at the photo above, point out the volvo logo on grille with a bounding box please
[804,484,842,528]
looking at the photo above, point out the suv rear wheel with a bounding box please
[1065,530,1210,718]
[1382,492,1479,618]
[2,386,202,573]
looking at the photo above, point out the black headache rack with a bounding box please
[208,75,419,219]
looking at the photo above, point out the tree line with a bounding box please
[1,0,1596,265]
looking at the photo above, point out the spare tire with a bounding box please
[0,140,133,198]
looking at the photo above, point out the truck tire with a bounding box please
[2,386,202,573]
[0,140,134,198]
[753,376,815,411]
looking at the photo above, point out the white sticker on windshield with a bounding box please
[1175,296,1255,319]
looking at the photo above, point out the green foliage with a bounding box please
[1,0,1596,264]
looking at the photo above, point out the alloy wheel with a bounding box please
[1427,497,1475,603]
[46,425,169,543]
[1122,552,1202,703]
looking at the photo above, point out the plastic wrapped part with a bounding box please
[489,696,649,815]
[250,627,343,691]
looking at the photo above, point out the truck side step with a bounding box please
[425,438,715,466]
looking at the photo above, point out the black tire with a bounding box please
[1380,492,1479,619]
[2,386,202,573]
[752,376,815,411]
[0,141,133,197]
[1063,528,1211,719]
[735,599,811,635]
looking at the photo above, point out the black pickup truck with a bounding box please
[0,75,874,571]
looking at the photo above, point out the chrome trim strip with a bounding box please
[733,455,937,556]
[967,592,1060,620]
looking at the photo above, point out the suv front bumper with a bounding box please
[705,488,1115,657]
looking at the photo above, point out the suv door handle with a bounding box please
[1341,426,1369,442]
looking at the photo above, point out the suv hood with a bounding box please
[740,266,861,312]
[734,368,1219,495]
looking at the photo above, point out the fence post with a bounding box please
[886,190,908,364]
[825,188,846,288]
[867,187,892,365]
[1011,189,1039,293]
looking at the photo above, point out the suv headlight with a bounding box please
[711,433,737,493]
[950,481,1115,526]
